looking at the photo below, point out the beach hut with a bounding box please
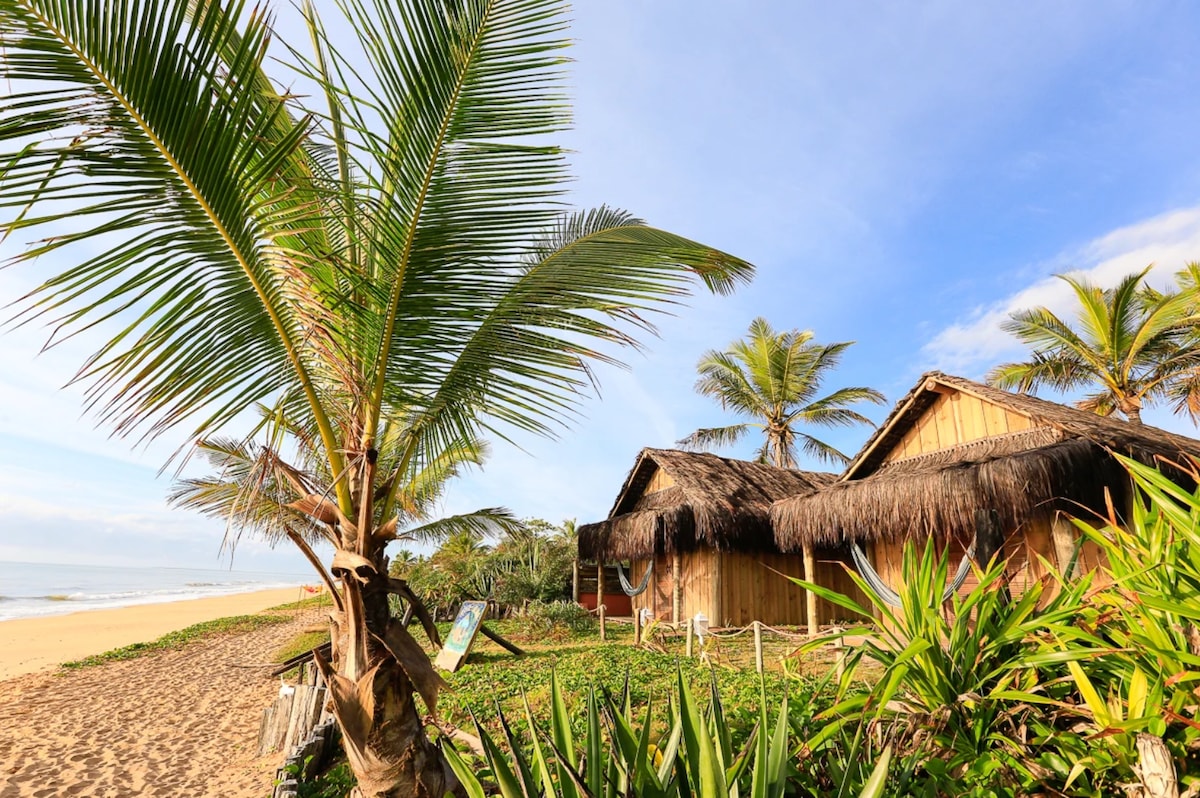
[577,448,864,628]
[771,371,1200,604]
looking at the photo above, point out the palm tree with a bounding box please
[678,317,884,467]
[0,2,753,795]
[987,267,1200,425]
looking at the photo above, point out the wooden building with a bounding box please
[771,372,1200,603]
[577,448,866,628]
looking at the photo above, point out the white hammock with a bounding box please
[850,542,975,608]
[615,560,654,596]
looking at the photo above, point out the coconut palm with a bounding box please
[987,267,1200,425]
[678,317,885,467]
[0,1,753,794]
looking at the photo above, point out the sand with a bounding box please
[0,589,329,797]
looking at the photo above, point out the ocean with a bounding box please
[0,560,309,621]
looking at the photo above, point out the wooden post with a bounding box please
[685,619,694,658]
[802,541,818,637]
[833,628,846,682]
[753,621,764,674]
[596,561,604,619]
[1050,514,1077,578]
[599,603,606,642]
[672,551,682,625]
[572,558,580,603]
[633,607,642,645]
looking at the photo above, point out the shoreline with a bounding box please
[0,586,311,679]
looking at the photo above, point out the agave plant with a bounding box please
[794,539,1105,795]
[1026,455,1200,793]
[444,669,892,798]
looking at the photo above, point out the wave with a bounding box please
[0,580,305,622]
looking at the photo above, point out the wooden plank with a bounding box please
[949,393,966,443]
[983,401,1010,436]
[672,551,682,624]
[960,395,986,442]
[933,394,960,447]
[479,624,525,656]
[646,466,675,492]
[712,551,723,626]
[1005,408,1032,431]
[917,411,941,454]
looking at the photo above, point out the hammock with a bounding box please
[615,560,654,597]
[850,542,975,608]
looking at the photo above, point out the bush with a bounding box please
[523,599,595,633]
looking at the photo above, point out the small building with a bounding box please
[771,372,1200,602]
[577,448,865,628]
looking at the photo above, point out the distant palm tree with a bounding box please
[987,267,1200,425]
[678,317,885,467]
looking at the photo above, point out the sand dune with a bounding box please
[0,595,327,797]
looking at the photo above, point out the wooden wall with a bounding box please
[628,548,868,627]
[883,388,1034,464]
[645,466,675,493]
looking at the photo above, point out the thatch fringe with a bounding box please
[579,448,832,561]
[772,439,1130,548]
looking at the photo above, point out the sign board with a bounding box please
[435,600,488,672]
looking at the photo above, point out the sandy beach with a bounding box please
[0,589,326,797]
[0,587,306,679]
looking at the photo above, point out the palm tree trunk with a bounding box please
[331,567,462,798]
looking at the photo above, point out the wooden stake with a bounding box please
[753,621,764,674]
[633,608,642,645]
[802,541,818,637]
[572,558,580,603]
[685,619,694,658]
[833,630,846,682]
[599,603,606,642]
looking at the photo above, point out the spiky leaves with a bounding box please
[987,267,1200,424]
[678,317,884,467]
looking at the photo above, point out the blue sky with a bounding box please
[4,2,1200,571]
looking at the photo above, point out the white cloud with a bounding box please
[923,205,1200,375]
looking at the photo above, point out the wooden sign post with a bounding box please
[435,600,488,672]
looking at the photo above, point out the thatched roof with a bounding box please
[772,372,1200,548]
[578,448,834,561]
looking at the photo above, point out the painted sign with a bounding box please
[435,600,488,672]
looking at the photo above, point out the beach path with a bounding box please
[0,603,324,797]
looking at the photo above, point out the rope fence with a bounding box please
[586,602,852,677]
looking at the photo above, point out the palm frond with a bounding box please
[394,507,522,546]
[796,433,851,466]
[0,0,340,450]
[676,424,753,452]
[391,206,753,461]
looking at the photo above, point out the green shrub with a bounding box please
[522,600,595,633]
